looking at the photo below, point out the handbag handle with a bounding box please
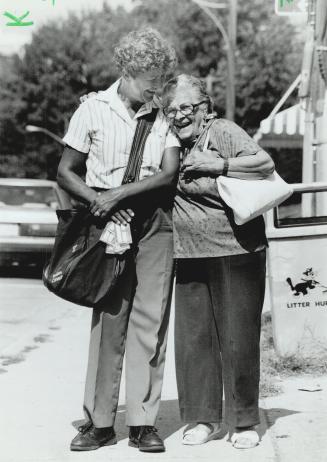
[122,109,158,185]
[193,118,216,152]
[202,130,210,151]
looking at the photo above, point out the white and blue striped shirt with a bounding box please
[63,79,180,189]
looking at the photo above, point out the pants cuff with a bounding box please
[225,407,260,428]
[180,406,222,423]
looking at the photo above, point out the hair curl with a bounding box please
[162,74,213,113]
[114,27,177,77]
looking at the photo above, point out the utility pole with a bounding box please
[227,0,237,121]
[191,0,238,120]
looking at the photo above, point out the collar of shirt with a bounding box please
[95,79,159,127]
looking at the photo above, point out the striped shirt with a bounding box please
[63,79,180,188]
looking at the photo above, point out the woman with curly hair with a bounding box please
[57,28,179,453]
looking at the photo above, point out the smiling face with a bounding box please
[163,85,208,143]
[125,69,166,104]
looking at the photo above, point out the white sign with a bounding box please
[275,0,307,15]
[268,235,327,356]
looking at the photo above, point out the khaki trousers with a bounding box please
[83,207,174,427]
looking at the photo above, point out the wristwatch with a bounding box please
[222,158,229,176]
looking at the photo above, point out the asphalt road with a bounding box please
[0,272,178,400]
[0,275,76,371]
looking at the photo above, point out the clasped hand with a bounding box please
[181,149,223,176]
[89,189,134,226]
[90,188,134,226]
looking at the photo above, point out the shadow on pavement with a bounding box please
[72,403,297,443]
[258,407,300,440]
[72,399,185,442]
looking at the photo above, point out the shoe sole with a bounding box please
[70,436,117,451]
[128,441,165,452]
[139,446,165,453]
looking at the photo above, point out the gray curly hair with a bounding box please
[162,74,213,113]
[114,27,177,77]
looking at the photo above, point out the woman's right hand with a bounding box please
[181,149,224,176]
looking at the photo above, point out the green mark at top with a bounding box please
[43,0,56,5]
[4,1,57,28]
[279,0,294,6]
[4,11,34,27]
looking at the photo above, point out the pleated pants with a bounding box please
[83,206,174,427]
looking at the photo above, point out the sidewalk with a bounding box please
[0,298,326,462]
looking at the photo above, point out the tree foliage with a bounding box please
[0,0,303,179]
[134,0,302,131]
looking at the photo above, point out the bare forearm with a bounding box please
[57,162,176,206]
[57,170,97,204]
[227,151,275,179]
[57,147,97,204]
[116,169,177,202]
[182,149,275,179]
[89,147,180,218]
[205,151,274,179]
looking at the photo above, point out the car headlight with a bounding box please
[0,224,20,236]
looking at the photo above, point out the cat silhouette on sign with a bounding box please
[286,268,319,296]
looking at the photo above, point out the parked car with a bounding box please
[0,178,68,267]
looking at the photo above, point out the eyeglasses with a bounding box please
[163,100,208,119]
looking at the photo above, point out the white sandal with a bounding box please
[231,430,259,449]
[183,422,221,445]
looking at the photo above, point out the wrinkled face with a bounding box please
[163,86,208,142]
[126,69,166,103]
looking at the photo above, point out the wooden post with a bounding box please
[226,0,237,121]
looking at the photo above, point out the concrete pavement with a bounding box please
[0,283,326,462]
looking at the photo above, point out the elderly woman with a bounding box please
[57,28,180,453]
[161,74,274,449]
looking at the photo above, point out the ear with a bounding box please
[122,71,132,82]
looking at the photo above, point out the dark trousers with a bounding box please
[175,250,266,428]
[83,206,174,427]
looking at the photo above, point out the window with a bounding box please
[0,185,58,209]
[274,190,327,227]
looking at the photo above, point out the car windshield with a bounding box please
[0,185,58,209]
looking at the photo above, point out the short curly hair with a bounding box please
[162,74,213,113]
[114,27,177,77]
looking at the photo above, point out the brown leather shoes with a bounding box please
[70,421,117,451]
[129,426,165,452]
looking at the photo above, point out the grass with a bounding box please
[260,311,327,397]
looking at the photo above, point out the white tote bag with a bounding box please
[216,172,294,225]
[201,127,293,225]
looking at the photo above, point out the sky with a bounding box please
[0,0,133,55]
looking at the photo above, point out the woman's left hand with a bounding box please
[181,150,224,175]
[89,188,124,218]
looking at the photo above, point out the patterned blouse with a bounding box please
[173,118,268,259]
